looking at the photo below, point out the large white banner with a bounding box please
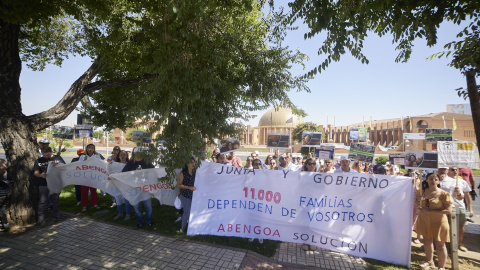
[189,162,413,267]
[46,158,177,206]
[437,141,476,168]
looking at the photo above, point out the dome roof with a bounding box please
[258,107,303,127]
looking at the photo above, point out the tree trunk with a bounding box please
[465,71,480,158]
[0,119,39,225]
[0,20,38,225]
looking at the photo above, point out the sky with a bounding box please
[19,7,472,129]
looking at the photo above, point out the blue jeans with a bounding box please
[179,195,192,230]
[117,199,132,216]
[37,186,60,221]
[133,198,152,225]
[74,185,81,202]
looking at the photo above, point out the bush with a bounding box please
[374,156,388,165]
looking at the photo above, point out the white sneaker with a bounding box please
[175,217,182,222]
[76,202,81,206]
[259,239,263,244]
[248,238,254,242]
[110,202,117,208]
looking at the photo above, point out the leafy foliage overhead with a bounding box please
[11,0,309,180]
[281,0,480,77]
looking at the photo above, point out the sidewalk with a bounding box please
[0,215,367,270]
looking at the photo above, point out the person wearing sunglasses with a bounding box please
[245,157,254,169]
[302,158,317,173]
[248,159,264,244]
[278,153,301,171]
[108,146,121,163]
[416,173,453,270]
[438,166,473,252]
[301,158,318,251]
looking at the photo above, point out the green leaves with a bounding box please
[61,0,310,182]
[284,0,480,75]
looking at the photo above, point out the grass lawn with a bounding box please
[59,185,279,257]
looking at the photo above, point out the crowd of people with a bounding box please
[24,142,478,268]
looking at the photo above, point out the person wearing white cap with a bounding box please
[38,138,50,155]
[334,156,358,174]
[438,166,473,252]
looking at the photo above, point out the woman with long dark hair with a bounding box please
[176,158,196,234]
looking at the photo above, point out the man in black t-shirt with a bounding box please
[33,147,65,225]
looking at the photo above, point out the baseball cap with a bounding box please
[279,153,287,158]
[39,138,50,144]
[339,155,349,161]
[385,161,391,166]
[77,149,85,155]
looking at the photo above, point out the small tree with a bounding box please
[375,156,388,165]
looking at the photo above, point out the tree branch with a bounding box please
[28,57,157,131]
[28,57,104,130]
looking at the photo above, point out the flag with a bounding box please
[286,116,293,123]
[442,115,446,128]
[409,116,412,130]
[453,117,457,130]
[401,116,404,131]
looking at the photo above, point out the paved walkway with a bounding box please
[0,215,367,270]
[2,214,479,270]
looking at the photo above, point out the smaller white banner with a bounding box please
[403,133,425,140]
[46,158,177,206]
[437,141,475,168]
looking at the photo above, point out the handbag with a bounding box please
[174,196,182,209]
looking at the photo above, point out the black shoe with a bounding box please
[52,216,64,221]
[134,223,143,230]
[35,219,45,226]
[467,217,474,223]
[146,222,155,228]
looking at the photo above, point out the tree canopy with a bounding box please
[0,0,310,225]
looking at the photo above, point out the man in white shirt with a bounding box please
[438,166,473,251]
[278,153,301,171]
[334,156,358,174]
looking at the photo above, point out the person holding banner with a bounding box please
[176,158,196,234]
[33,147,65,225]
[79,144,104,211]
[122,147,155,229]
[439,166,473,252]
[334,156,358,174]
[416,173,453,270]
[269,159,278,170]
[216,153,231,166]
[227,152,242,167]
[110,150,132,221]
[264,155,273,170]
[244,157,253,169]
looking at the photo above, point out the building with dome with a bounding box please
[242,107,303,146]
[242,108,477,153]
